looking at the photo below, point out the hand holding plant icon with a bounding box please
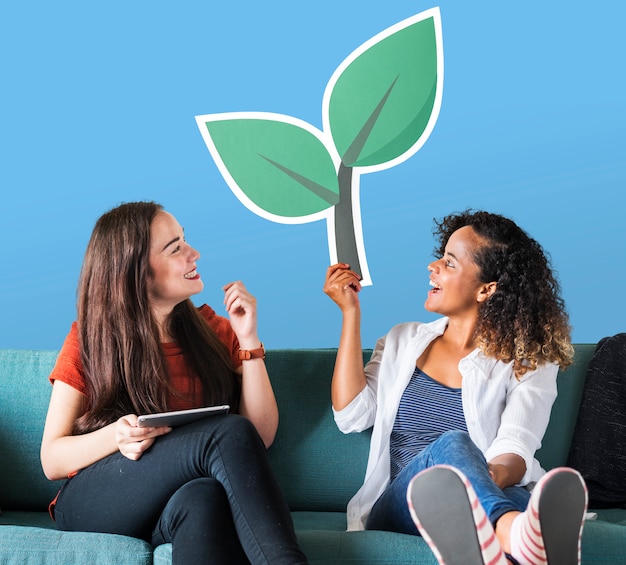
[196,7,443,286]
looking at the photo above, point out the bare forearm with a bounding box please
[332,308,367,410]
[238,359,279,448]
[41,423,118,481]
[323,263,366,410]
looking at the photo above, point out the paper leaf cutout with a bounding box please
[196,8,443,284]
[197,113,340,222]
[325,12,440,169]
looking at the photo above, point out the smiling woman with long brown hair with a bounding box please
[323,210,586,565]
[41,201,308,565]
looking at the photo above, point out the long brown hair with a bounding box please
[75,201,239,433]
[433,210,574,378]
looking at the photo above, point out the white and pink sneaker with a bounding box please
[509,467,587,565]
[407,465,508,565]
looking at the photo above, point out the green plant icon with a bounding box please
[196,7,443,285]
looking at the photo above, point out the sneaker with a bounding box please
[407,465,507,565]
[510,467,587,565]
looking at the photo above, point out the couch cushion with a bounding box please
[154,512,440,565]
[294,529,437,565]
[153,543,172,565]
[265,349,372,512]
[0,349,63,511]
[535,344,595,470]
[581,518,626,563]
[0,510,56,528]
[0,525,153,565]
[292,510,348,531]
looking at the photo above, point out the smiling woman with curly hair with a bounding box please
[432,210,574,379]
[324,209,586,565]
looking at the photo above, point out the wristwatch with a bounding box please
[238,343,266,360]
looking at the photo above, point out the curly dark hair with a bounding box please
[433,210,574,378]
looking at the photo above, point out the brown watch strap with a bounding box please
[238,343,265,360]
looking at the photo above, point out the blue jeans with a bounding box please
[53,415,308,565]
[366,430,531,535]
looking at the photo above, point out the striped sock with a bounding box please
[510,509,546,565]
[509,467,587,565]
[407,465,508,565]
[456,468,508,565]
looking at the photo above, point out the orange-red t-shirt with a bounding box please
[48,304,241,410]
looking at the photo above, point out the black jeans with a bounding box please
[53,414,308,565]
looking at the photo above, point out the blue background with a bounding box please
[1,1,624,351]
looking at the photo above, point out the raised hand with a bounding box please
[323,263,362,313]
[223,281,260,348]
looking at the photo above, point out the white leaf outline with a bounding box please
[322,7,444,174]
[194,111,341,225]
[195,7,444,287]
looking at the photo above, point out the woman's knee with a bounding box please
[163,478,230,527]
[224,414,260,438]
[177,477,227,503]
[436,430,478,451]
[429,430,485,464]
[178,414,262,449]
[153,478,239,552]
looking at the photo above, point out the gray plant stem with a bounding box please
[333,163,363,279]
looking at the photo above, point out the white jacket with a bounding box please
[333,317,558,531]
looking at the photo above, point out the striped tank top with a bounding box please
[389,367,467,481]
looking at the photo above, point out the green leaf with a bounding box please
[199,114,339,220]
[325,9,442,168]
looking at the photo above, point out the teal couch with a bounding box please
[1,346,626,564]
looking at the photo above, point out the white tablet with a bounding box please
[137,405,230,427]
